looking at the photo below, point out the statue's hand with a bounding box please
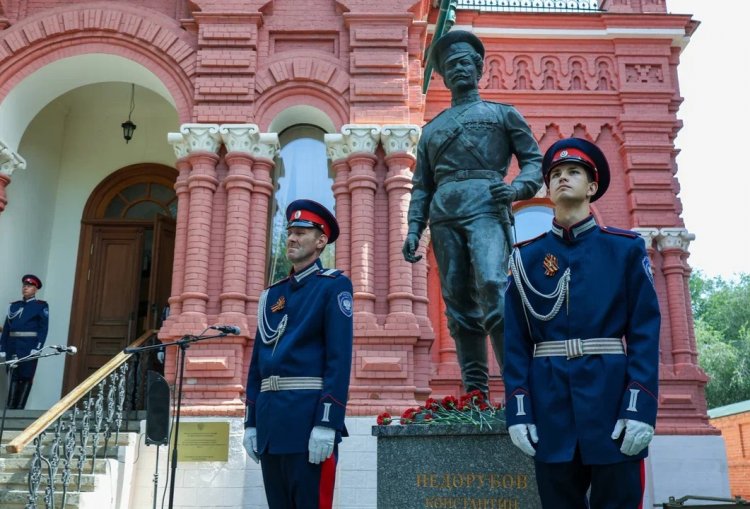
[490,182,518,206]
[402,233,422,263]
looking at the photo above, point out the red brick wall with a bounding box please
[710,412,750,498]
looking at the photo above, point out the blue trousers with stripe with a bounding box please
[259,447,337,509]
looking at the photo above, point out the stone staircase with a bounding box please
[0,410,145,509]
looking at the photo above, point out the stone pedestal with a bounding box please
[373,424,541,509]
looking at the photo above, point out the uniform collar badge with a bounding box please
[271,296,286,313]
[543,253,558,277]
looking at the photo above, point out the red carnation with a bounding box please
[377,412,392,425]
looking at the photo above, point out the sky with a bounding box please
[668,0,750,279]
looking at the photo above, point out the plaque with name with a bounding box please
[172,421,230,462]
[373,424,542,508]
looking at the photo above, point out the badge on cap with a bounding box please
[294,210,302,219]
[271,296,286,313]
[560,150,568,158]
[543,254,559,277]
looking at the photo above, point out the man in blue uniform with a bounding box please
[1,274,49,409]
[243,199,353,509]
[402,30,543,396]
[503,138,661,509]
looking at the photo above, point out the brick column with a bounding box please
[218,124,261,333]
[243,132,279,326]
[655,227,713,435]
[325,133,352,276]
[164,133,192,322]
[0,140,27,215]
[381,124,420,330]
[657,228,696,367]
[343,124,381,328]
[178,124,221,327]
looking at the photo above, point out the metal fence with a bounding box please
[456,0,602,12]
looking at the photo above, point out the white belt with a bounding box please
[9,332,38,337]
[534,338,624,359]
[260,376,323,392]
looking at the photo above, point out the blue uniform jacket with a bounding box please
[1,297,49,378]
[245,259,354,455]
[503,216,661,465]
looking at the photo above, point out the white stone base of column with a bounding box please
[645,435,730,508]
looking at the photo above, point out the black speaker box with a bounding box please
[145,370,170,445]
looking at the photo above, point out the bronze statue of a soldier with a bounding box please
[402,30,543,396]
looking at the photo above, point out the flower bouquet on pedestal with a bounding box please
[377,390,505,431]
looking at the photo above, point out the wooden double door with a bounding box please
[63,215,175,393]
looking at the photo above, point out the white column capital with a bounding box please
[325,133,348,162]
[179,123,222,154]
[656,227,695,253]
[167,132,190,159]
[219,124,259,153]
[381,124,421,157]
[0,140,26,176]
[340,124,381,155]
[632,227,661,251]
[219,124,279,160]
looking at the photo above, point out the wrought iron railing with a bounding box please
[456,0,602,12]
[4,330,161,509]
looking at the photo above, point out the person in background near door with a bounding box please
[243,199,354,509]
[0,274,49,409]
[503,138,661,508]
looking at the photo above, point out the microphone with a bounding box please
[51,345,78,355]
[209,325,241,335]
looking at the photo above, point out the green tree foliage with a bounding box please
[690,272,750,408]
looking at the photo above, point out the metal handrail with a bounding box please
[2,329,161,509]
[6,329,158,453]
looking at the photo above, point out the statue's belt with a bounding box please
[436,169,501,186]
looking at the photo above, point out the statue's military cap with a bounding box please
[430,29,484,75]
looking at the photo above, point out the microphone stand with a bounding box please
[124,330,230,509]
[0,347,67,445]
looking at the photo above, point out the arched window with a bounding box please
[267,125,335,283]
[103,182,177,219]
[514,203,554,243]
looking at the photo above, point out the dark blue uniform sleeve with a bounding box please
[244,329,261,428]
[36,302,49,350]
[315,276,354,432]
[618,242,661,425]
[503,272,536,426]
[0,312,9,352]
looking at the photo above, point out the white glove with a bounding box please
[30,349,40,356]
[243,427,259,464]
[0,351,6,359]
[308,426,335,464]
[611,418,654,456]
[508,423,538,457]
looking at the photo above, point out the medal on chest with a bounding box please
[543,253,559,277]
[271,296,285,313]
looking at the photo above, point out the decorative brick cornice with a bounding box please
[656,227,695,253]
[381,125,420,157]
[180,124,222,154]
[0,139,26,176]
[341,124,381,155]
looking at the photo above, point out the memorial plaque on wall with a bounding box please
[373,424,541,509]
